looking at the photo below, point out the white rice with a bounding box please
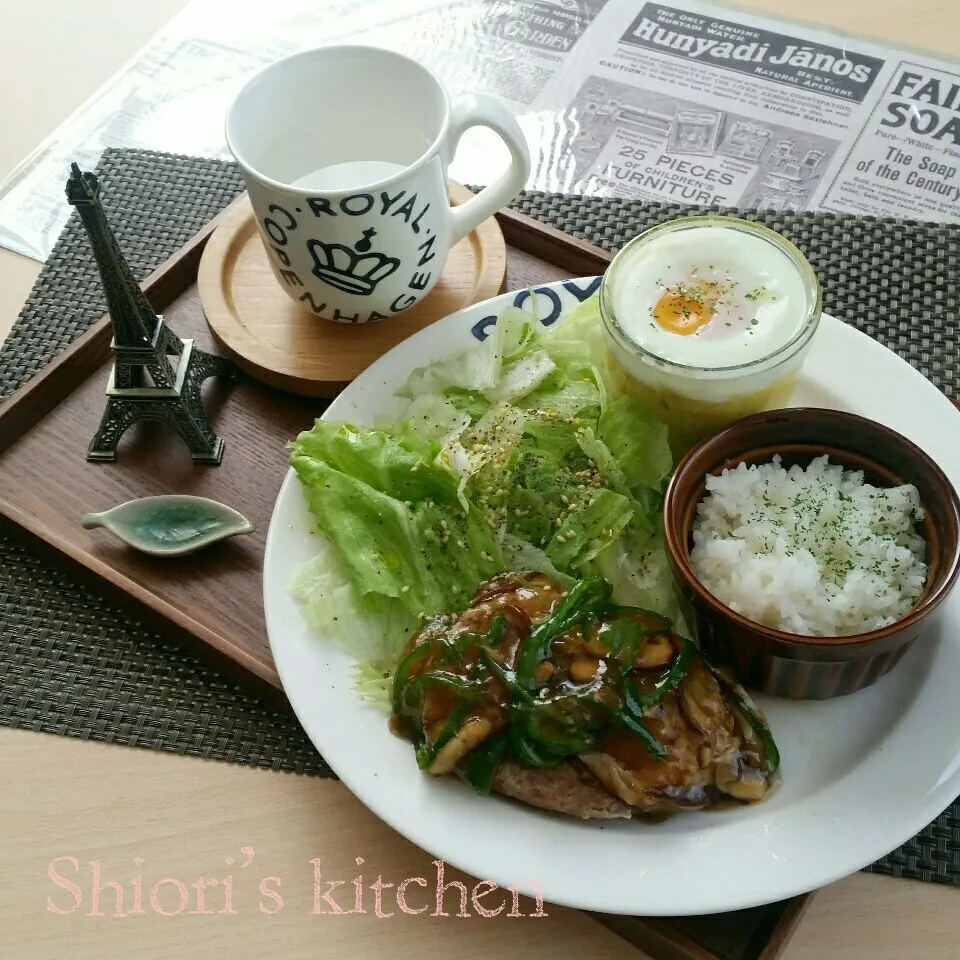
[690,455,928,636]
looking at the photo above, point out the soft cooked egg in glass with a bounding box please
[610,225,811,368]
[599,217,823,458]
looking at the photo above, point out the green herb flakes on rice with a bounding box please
[690,455,928,636]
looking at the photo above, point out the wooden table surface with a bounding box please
[1,1,958,958]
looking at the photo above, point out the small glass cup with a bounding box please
[599,216,822,459]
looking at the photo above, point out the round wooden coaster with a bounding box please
[197,183,506,397]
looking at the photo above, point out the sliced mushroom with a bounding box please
[428,716,494,775]
[714,754,769,802]
[679,663,738,757]
[569,655,600,684]
[580,751,714,812]
[634,633,675,670]
[579,697,702,808]
[533,661,554,686]
[579,752,649,807]
[584,634,610,658]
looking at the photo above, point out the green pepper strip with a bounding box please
[401,613,513,776]
[600,617,645,666]
[523,700,603,754]
[480,648,600,759]
[513,576,613,688]
[509,723,568,768]
[634,636,694,711]
[395,614,506,717]
[397,577,694,777]
[617,681,667,761]
[608,606,672,633]
[484,611,508,645]
[478,646,531,703]
[434,632,474,667]
[586,617,669,762]
[707,665,781,776]
[460,733,510,795]
[391,642,432,716]
[401,672,480,712]
[512,581,681,763]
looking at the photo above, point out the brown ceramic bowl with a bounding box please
[663,408,960,699]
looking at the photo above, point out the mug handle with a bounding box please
[445,94,531,246]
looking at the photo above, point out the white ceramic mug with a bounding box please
[225,45,530,324]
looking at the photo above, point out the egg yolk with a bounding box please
[652,280,719,336]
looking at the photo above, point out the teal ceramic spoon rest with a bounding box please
[81,495,253,557]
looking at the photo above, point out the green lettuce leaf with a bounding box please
[291,421,458,505]
[598,396,672,493]
[517,372,601,419]
[438,402,527,507]
[441,388,491,423]
[398,306,537,397]
[575,426,629,494]
[520,414,585,461]
[591,531,694,640]
[545,487,635,569]
[291,454,501,617]
[484,350,556,403]
[352,660,396,712]
[539,294,613,404]
[291,549,417,664]
[499,533,576,587]
[393,394,471,447]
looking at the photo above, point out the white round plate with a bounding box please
[263,279,960,917]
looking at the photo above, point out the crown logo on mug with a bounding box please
[307,230,401,297]
[226,45,530,324]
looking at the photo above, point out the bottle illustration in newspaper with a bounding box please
[565,78,840,212]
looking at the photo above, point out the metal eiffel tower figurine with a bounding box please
[66,163,233,464]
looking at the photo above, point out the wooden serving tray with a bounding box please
[0,195,811,960]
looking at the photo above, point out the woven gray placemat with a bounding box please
[1,147,957,886]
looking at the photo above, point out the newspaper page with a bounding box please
[819,62,960,220]
[2,0,959,262]
[523,0,960,224]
